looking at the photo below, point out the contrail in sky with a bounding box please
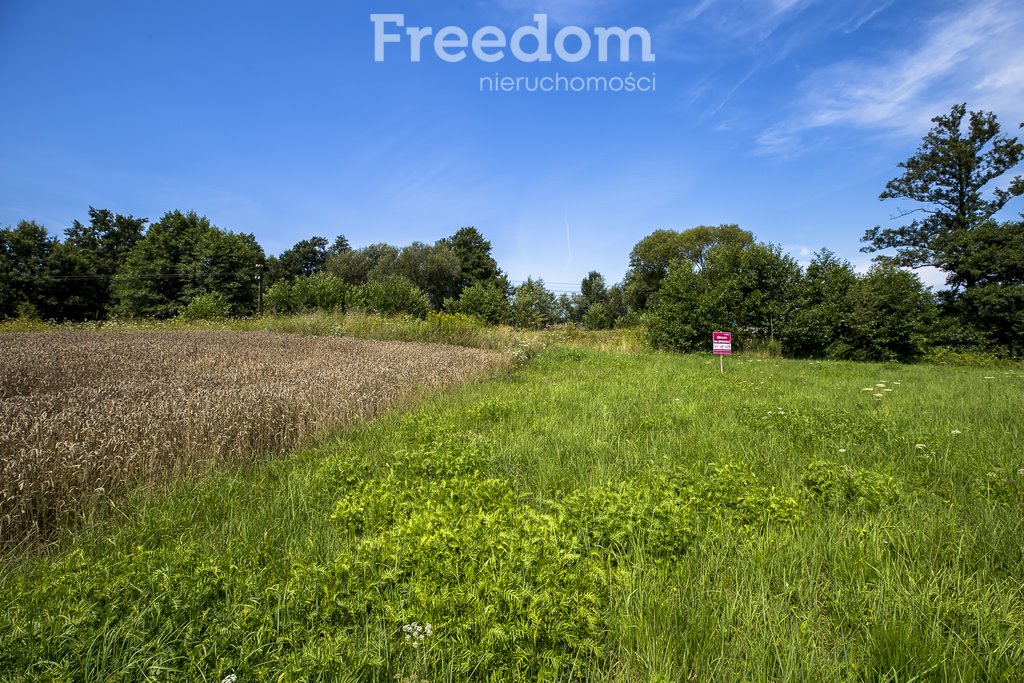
[564,199,572,267]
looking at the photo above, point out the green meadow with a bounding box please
[2,346,1022,682]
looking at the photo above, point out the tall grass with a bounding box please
[0,311,649,356]
[2,347,1021,680]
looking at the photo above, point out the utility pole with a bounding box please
[256,262,265,317]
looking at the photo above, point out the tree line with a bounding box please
[1,103,1021,360]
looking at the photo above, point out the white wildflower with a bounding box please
[951,429,962,435]
[222,676,237,683]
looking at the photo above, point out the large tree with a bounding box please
[834,263,933,362]
[394,241,462,308]
[779,250,858,359]
[267,234,350,285]
[112,210,263,318]
[509,277,556,329]
[861,103,1024,287]
[61,207,147,319]
[328,243,400,285]
[645,240,800,352]
[438,226,504,293]
[624,225,753,311]
[0,221,55,318]
[949,218,1024,356]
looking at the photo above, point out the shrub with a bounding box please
[292,272,347,312]
[352,275,431,319]
[833,262,933,362]
[443,283,510,325]
[582,302,611,330]
[265,273,348,314]
[179,292,232,321]
[264,280,297,314]
[509,278,556,329]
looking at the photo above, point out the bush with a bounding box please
[582,302,611,330]
[352,275,431,319]
[265,273,348,314]
[509,278,556,329]
[443,283,510,325]
[179,292,232,321]
[264,280,297,314]
[292,272,347,312]
[833,263,933,362]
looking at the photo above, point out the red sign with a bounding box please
[713,331,732,355]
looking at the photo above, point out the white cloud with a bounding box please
[761,0,1024,151]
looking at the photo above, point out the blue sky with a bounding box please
[2,0,1023,292]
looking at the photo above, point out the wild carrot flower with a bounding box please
[403,622,433,647]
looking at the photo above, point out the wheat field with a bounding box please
[0,331,508,546]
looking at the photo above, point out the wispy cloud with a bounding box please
[656,0,817,59]
[840,0,893,34]
[656,0,894,125]
[759,0,1024,153]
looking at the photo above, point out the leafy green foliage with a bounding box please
[438,226,506,294]
[945,219,1024,356]
[443,282,511,324]
[265,272,349,314]
[266,235,348,285]
[59,208,147,320]
[111,210,264,318]
[0,220,54,319]
[328,242,400,286]
[780,250,858,358]
[646,241,800,352]
[510,277,556,329]
[351,275,431,319]
[834,262,933,362]
[179,292,232,321]
[624,225,754,311]
[862,103,1024,276]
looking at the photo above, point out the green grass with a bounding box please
[2,348,1022,681]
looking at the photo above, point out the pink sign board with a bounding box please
[713,331,732,355]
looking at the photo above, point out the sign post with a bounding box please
[713,331,732,373]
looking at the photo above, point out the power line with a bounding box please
[0,271,248,282]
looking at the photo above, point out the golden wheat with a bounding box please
[0,331,508,545]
